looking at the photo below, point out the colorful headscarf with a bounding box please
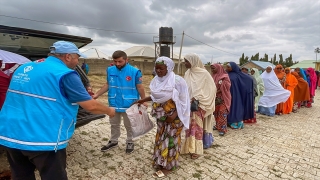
[307,67,317,96]
[275,64,285,79]
[150,56,190,129]
[184,53,216,117]
[259,66,291,107]
[211,63,231,111]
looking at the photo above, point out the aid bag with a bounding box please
[126,104,154,139]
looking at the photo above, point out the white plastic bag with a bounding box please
[126,104,154,139]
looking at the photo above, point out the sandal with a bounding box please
[152,170,166,178]
[190,153,200,159]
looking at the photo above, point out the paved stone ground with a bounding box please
[1,91,320,179]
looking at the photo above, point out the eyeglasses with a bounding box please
[276,68,282,70]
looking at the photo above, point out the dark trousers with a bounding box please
[6,147,67,180]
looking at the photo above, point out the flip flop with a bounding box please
[152,170,166,178]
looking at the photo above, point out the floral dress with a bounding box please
[151,99,183,171]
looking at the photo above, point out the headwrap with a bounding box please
[184,53,216,134]
[275,64,285,79]
[184,53,216,117]
[307,67,317,96]
[251,68,265,110]
[291,72,310,101]
[258,66,291,107]
[149,56,190,129]
[211,63,231,111]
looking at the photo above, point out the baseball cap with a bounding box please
[49,41,87,58]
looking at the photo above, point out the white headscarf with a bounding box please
[258,66,291,107]
[150,56,190,129]
[184,53,216,117]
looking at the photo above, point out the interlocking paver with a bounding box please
[1,91,320,179]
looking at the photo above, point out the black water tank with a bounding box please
[160,46,170,57]
[159,27,173,43]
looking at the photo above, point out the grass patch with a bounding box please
[102,138,109,141]
[192,173,201,179]
[108,166,116,170]
[102,153,113,158]
[210,144,221,149]
[196,170,203,173]
[80,131,89,135]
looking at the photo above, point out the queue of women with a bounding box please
[136,55,318,178]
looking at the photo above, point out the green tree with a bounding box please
[279,54,284,66]
[270,54,276,64]
[239,53,249,65]
[251,53,259,61]
[284,54,293,68]
[260,53,268,62]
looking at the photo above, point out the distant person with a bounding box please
[294,68,313,108]
[258,66,290,116]
[242,67,258,123]
[81,61,89,75]
[211,63,231,136]
[0,41,115,180]
[93,50,146,154]
[274,64,286,115]
[291,71,310,113]
[225,62,254,129]
[283,68,298,114]
[306,67,317,104]
[250,68,265,112]
[241,67,249,74]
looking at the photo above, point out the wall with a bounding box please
[242,62,263,71]
[79,58,212,75]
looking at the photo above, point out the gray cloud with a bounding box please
[0,0,319,63]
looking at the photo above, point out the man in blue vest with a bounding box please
[0,41,115,180]
[93,50,146,154]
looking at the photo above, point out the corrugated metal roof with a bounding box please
[251,61,275,69]
[241,61,275,69]
[290,60,316,69]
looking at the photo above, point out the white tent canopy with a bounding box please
[0,49,31,64]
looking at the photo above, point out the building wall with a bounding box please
[242,62,263,71]
[79,58,211,75]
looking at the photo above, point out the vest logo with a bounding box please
[24,66,33,73]
[126,76,132,81]
[109,77,115,83]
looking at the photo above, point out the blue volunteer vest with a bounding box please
[0,56,79,151]
[107,64,140,112]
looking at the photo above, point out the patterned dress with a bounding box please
[181,108,206,155]
[213,82,228,132]
[151,99,183,171]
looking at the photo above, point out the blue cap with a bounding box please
[49,41,87,58]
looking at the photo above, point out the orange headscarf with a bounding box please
[275,64,285,79]
[291,71,310,102]
[283,68,298,114]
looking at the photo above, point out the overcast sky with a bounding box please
[1,0,319,63]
